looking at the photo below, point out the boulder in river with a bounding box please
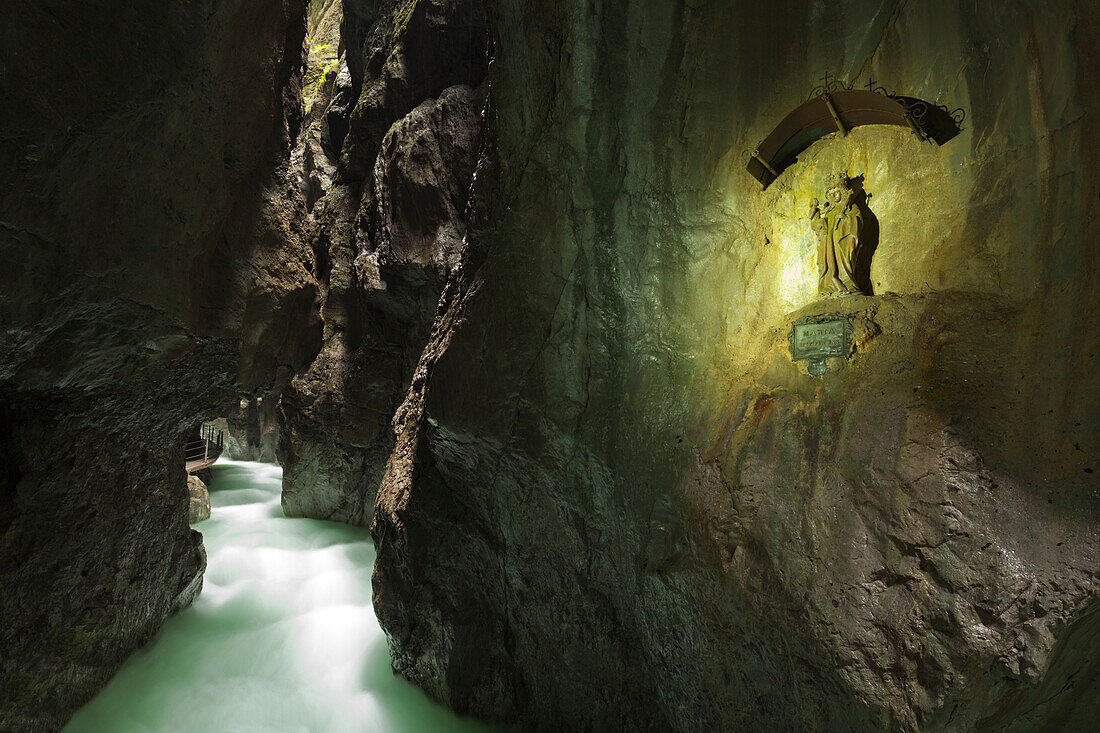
[188,475,211,524]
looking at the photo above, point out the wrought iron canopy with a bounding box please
[746,89,962,189]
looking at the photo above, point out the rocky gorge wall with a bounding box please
[225,397,281,463]
[0,0,320,728]
[371,0,1100,730]
[279,0,488,525]
[2,0,1098,730]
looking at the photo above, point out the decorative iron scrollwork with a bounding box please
[863,77,967,132]
[808,73,967,134]
[807,71,853,100]
[746,76,967,188]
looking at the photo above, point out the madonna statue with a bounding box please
[809,174,864,295]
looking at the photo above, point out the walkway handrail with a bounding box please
[185,423,227,473]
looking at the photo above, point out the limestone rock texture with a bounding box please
[226,397,281,463]
[187,475,211,524]
[0,0,320,728]
[279,0,488,524]
[371,1,1100,730]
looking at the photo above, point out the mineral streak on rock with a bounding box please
[369,1,1100,730]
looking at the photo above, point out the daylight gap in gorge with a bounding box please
[1,1,1098,731]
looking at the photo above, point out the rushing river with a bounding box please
[66,460,495,733]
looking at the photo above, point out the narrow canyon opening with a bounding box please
[1,1,1097,731]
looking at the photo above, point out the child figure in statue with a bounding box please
[809,174,863,295]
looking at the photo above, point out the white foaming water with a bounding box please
[66,460,496,733]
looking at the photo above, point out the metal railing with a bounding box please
[185,424,226,472]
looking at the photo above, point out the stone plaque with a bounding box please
[788,315,852,375]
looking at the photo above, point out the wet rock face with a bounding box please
[279,0,488,525]
[338,0,488,182]
[712,293,1099,730]
[372,0,1100,730]
[369,84,485,272]
[0,0,319,728]
[188,475,212,523]
[226,398,281,463]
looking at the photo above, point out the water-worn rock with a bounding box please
[280,0,488,524]
[226,398,281,463]
[371,1,1100,730]
[0,0,320,727]
[187,475,211,524]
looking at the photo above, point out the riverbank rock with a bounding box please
[188,475,211,524]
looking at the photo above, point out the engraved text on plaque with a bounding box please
[788,316,852,375]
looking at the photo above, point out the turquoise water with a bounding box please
[66,460,495,733]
